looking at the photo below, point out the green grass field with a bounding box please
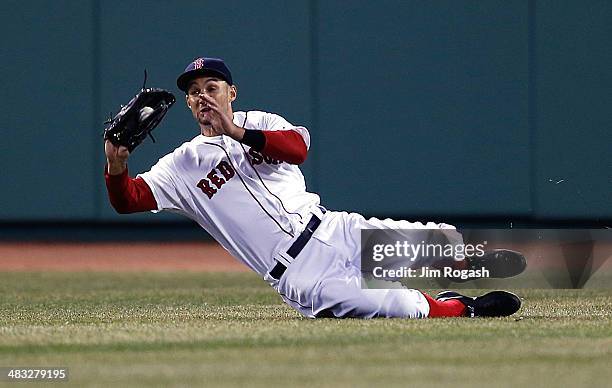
[1,272,611,387]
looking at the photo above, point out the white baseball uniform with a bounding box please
[138,110,460,318]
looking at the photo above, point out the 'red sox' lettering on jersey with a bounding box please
[248,148,281,165]
[196,160,236,199]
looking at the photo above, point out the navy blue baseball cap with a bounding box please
[176,57,233,92]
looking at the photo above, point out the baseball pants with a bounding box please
[264,210,463,318]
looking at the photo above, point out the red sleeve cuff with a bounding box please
[104,165,157,213]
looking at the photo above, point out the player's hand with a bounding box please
[105,140,130,175]
[201,94,245,140]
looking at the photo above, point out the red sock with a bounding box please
[421,292,467,318]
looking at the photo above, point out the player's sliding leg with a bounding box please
[312,278,431,318]
[351,213,528,283]
[311,274,521,318]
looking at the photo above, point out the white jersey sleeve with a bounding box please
[137,153,183,213]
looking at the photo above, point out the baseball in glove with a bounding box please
[103,70,176,152]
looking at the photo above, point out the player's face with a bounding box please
[185,77,237,128]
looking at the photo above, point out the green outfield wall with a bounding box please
[1,0,610,226]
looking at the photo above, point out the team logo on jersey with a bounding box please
[196,160,235,199]
[248,148,282,166]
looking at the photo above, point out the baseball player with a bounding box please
[104,57,525,319]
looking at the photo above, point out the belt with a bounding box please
[269,209,326,280]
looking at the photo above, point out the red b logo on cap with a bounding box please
[193,58,205,70]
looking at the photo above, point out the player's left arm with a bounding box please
[240,112,309,164]
[242,129,308,165]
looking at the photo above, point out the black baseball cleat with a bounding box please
[449,249,527,283]
[436,290,521,318]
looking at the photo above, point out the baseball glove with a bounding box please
[104,71,176,152]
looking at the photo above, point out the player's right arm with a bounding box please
[104,140,157,213]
